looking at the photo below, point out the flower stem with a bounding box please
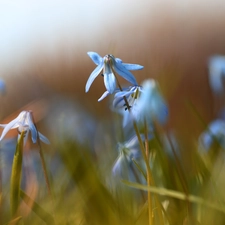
[30,112,52,198]
[113,71,154,224]
[10,131,24,217]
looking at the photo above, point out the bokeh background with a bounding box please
[1,0,225,135]
[1,1,225,224]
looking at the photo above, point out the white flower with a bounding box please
[0,111,50,145]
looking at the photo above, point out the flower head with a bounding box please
[112,134,150,177]
[113,80,168,128]
[137,79,168,125]
[208,55,225,94]
[0,111,50,145]
[199,119,225,151]
[85,52,143,95]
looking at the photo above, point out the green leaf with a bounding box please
[10,133,24,217]
[122,180,225,214]
[20,190,55,224]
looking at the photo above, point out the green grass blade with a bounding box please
[10,133,24,217]
[20,190,55,224]
[122,180,225,214]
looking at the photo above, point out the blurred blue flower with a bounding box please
[137,79,168,125]
[208,55,225,94]
[199,119,225,150]
[85,52,143,94]
[0,79,6,94]
[112,134,149,178]
[113,80,168,128]
[113,85,143,127]
[0,111,50,145]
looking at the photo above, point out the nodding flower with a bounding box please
[0,111,50,145]
[208,55,225,94]
[85,51,143,96]
[112,80,168,128]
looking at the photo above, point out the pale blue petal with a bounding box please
[0,118,20,141]
[0,79,6,94]
[38,132,50,144]
[122,63,144,71]
[115,58,123,63]
[27,113,37,143]
[112,155,124,176]
[85,63,103,92]
[104,73,116,94]
[208,56,225,94]
[113,62,137,85]
[113,96,125,108]
[98,90,110,102]
[87,52,103,65]
[122,111,132,127]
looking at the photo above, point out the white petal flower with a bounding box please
[0,111,50,145]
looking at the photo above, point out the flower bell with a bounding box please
[0,111,50,145]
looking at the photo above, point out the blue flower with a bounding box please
[208,55,225,94]
[85,52,143,94]
[113,85,143,127]
[0,111,50,145]
[0,79,6,94]
[112,134,150,178]
[113,80,168,127]
[199,119,225,151]
[137,79,168,125]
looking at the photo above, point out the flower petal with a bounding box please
[104,73,116,94]
[98,90,110,102]
[38,132,50,144]
[113,62,137,85]
[0,118,20,141]
[85,63,103,92]
[208,56,225,94]
[27,112,37,143]
[122,63,144,71]
[0,79,6,94]
[87,52,103,65]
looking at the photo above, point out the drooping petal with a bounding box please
[113,61,137,85]
[103,72,116,94]
[38,132,50,144]
[122,63,144,71]
[27,112,37,143]
[0,117,20,141]
[85,63,103,92]
[87,52,103,65]
[98,90,110,102]
[138,79,168,125]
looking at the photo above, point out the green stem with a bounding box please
[113,71,154,224]
[30,111,52,198]
[10,132,24,217]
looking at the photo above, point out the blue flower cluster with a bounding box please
[85,51,168,177]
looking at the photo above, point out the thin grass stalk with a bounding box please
[10,131,24,217]
[30,111,52,198]
[144,120,153,225]
[113,72,154,224]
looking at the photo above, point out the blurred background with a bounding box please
[1,1,225,223]
[1,0,225,136]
